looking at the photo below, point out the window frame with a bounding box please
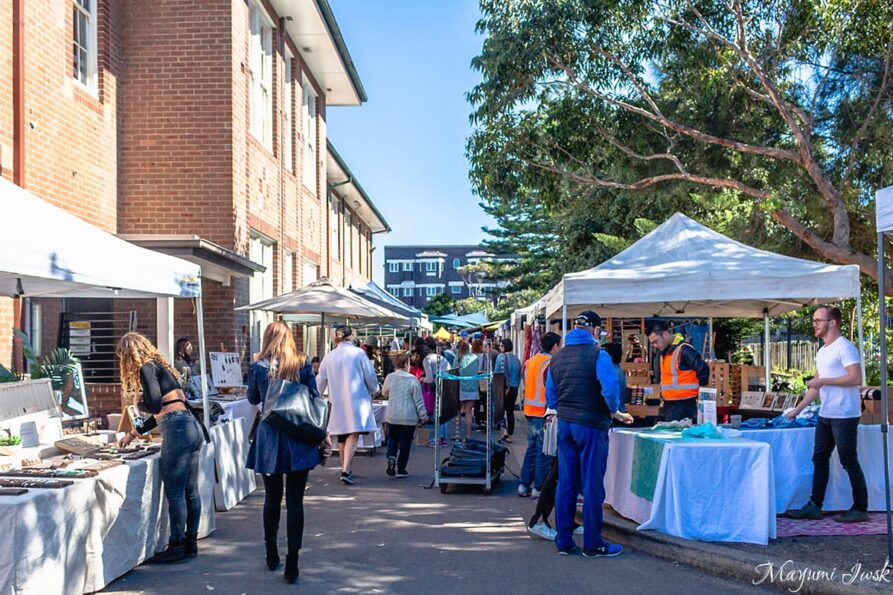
[388,262,399,273]
[72,0,98,93]
[282,50,294,171]
[282,250,294,295]
[302,79,318,191]
[402,287,412,297]
[249,3,274,149]
[451,284,462,295]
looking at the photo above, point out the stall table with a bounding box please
[605,428,776,544]
[211,414,257,511]
[0,443,216,594]
[738,424,891,512]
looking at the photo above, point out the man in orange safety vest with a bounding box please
[646,321,710,422]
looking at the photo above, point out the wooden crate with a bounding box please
[621,362,651,383]
[626,404,660,418]
[730,365,766,399]
[708,361,732,406]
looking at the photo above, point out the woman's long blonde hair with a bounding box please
[117,332,181,401]
[256,321,306,381]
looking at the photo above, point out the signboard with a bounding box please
[68,321,91,356]
[56,363,90,420]
[697,387,717,425]
[209,352,242,388]
[740,391,764,410]
[876,186,893,234]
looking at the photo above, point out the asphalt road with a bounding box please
[104,428,773,594]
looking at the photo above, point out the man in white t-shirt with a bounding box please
[784,306,868,523]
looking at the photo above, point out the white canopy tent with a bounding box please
[538,213,863,388]
[0,178,212,425]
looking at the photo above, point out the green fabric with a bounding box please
[680,423,723,440]
[630,435,667,502]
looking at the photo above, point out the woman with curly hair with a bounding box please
[117,332,207,564]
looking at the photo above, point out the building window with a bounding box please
[426,287,438,297]
[283,52,294,171]
[389,262,399,273]
[72,0,98,91]
[402,262,412,272]
[249,233,275,357]
[330,198,341,261]
[453,258,461,269]
[426,262,437,272]
[249,3,273,149]
[402,287,412,297]
[282,250,294,295]
[451,285,461,294]
[344,212,353,268]
[302,80,317,191]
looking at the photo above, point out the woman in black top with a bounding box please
[117,332,207,564]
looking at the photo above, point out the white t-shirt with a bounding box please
[815,336,861,419]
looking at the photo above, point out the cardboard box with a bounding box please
[414,426,433,447]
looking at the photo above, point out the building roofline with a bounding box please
[327,140,390,233]
[314,0,368,103]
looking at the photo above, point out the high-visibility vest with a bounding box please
[660,342,700,400]
[523,353,551,417]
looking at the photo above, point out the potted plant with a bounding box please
[0,433,22,456]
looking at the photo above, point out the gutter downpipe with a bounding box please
[12,0,25,373]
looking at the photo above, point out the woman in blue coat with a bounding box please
[247,321,328,584]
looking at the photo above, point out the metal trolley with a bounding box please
[432,366,504,495]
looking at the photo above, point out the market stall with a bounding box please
[0,179,223,592]
[605,428,775,544]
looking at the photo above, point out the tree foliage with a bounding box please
[468,0,893,295]
[424,294,457,317]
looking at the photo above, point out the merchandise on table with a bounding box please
[0,468,97,479]
[739,404,819,429]
[0,488,28,495]
[0,477,73,489]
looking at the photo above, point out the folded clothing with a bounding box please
[681,422,722,440]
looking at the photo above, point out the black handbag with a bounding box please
[260,377,331,445]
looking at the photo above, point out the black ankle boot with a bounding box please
[184,533,198,559]
[284,552,299,584]
[151,540,187,564]
[265,541,280,571]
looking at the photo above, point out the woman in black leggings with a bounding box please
[247,321,329,584]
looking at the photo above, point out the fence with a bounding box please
[746,340,819,372]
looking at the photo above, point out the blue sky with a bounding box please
[326,0,495,285]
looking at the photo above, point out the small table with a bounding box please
[605,428,776,544]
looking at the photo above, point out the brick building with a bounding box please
[0,0,387,413]
[383,245,514,309]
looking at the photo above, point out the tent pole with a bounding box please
[196,295,210,429]
[857,293,866,384]
[763,310,770,391]
[320,313,325,358]
[561,304,567,339]
[877,232,893,565]
[708,317,713,360]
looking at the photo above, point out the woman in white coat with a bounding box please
[317,326,379,485]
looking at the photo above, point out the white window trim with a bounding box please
[282,250,294,295]
[302,78,318,192]
[249,2,274,150]
[402,287,412,297]
[72,0,99,95]
[388,262,399,273]
[402,262,413,272]
[451,285,462,294]
[283,50,294,171]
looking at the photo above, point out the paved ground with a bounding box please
[104,420,772,594]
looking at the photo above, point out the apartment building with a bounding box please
[0,0,386,412]
[383,245,514,309]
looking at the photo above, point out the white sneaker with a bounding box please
[574,525,584,535]
[530,488,541,499]
[527,523,557,541]
[517,484,531,497]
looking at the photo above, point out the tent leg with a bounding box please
[320,313,325,359]
[196,296,210,429]
[561,304,567,338]
[156,297,175,363]
[878,232,893,565]
[763,311,770,391]
[857,293,866,384]
[708,317,713,360]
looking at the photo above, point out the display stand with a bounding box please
[433,368,503,495]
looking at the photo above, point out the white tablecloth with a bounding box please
[212,416,257,511]
[214,397,256,424]
[605,429,776,544]
[0,445,216,595]
[738,424,891,512]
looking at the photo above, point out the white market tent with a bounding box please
[0,178,212,425]
[534,213,864,387]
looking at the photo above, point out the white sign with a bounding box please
[698,399,717,426]
[740,391,764,409]
[876,186,893,234]
[209,352,242,387]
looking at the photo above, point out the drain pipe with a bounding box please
[11,0,25,373]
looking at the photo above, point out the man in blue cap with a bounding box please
[546,310,633,557]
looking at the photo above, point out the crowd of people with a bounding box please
[111,300,867,582]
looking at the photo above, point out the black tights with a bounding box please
[262,470,310,554]
[529,458,559,527]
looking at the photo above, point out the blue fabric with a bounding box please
[495,352,522,388]
[681,423,723,439]
[545,329,619,414]
[614,363,627,413]
[158,410,204,541]
[246,359,321,474]
[555,420,609,551]
[520,415,553,490]
[456,354,481,393]
[442,349,456,367]
[739,410,818,430]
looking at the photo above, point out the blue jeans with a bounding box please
[386,424,416,472]
[159,410,204,542]
[520,416,553,490]
[555,420,609,551]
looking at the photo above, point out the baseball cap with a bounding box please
[459,330,469,339]
[574,310,602,328]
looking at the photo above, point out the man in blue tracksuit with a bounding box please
[546,310,633,557]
